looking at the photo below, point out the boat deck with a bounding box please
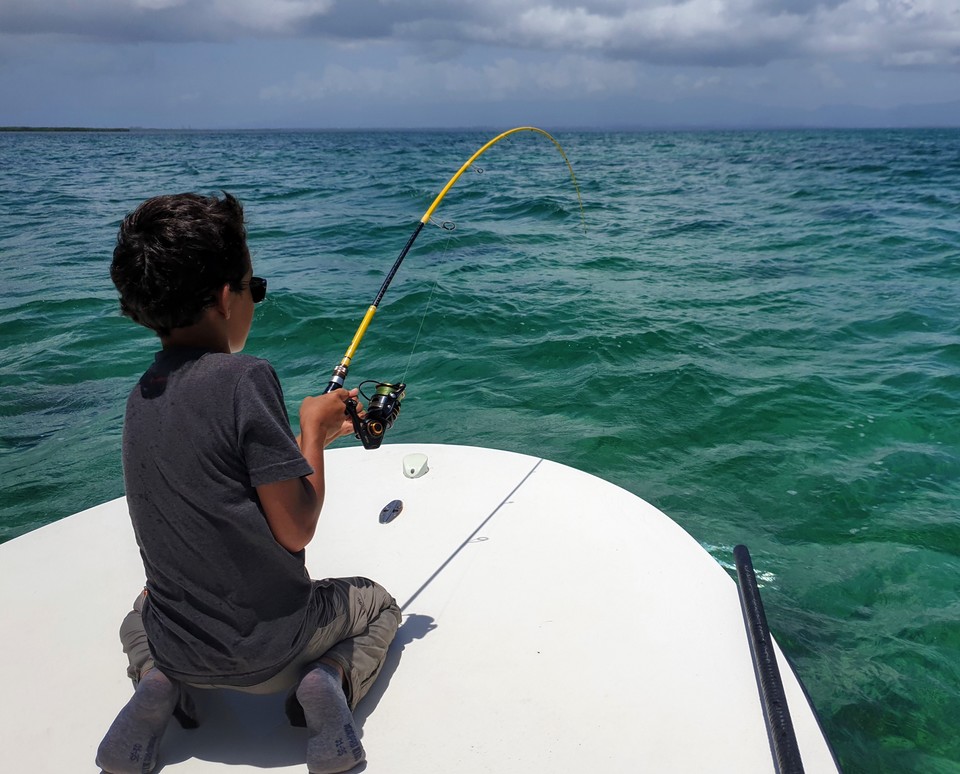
[0,444,840,772]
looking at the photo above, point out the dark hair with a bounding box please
[110,192,249,337]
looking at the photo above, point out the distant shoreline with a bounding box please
[1,125,958,135]
[0,127,130,133]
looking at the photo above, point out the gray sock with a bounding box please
[296,663,366,774]
[96,668,180,774]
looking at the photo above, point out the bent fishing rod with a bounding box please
[323,126,584,449]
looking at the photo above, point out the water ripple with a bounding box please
[2,128,960,772]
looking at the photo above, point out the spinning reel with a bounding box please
[345,381,406,450]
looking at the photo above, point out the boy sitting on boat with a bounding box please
[96,192,400,774]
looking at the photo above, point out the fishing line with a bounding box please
[324,126,584,449]
[400,222,455,385]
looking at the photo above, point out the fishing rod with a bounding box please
[322,126,584,450]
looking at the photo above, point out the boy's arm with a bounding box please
[256,389,357,553]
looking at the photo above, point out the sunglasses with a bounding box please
[246,276,267,303]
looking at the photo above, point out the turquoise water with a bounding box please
[2,129,959,772]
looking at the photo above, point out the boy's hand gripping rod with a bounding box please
[322,126,584,447]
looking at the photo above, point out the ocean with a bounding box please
[1,128,958,773]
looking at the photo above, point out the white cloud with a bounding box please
[672,73,726,91]
[1,0,958,71]
[811,62,845,90]
[133,0,189,10]
[221,0,334,33]
[0,0,336,41]
[1,0,958,130]
[260,54,639,103]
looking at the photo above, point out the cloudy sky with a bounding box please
[1,0,958,129]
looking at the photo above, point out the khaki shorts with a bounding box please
[120,577,400,710]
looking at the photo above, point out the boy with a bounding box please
[96,192,400,774]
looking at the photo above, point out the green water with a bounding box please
[1,129,959,772]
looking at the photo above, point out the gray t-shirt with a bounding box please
[122,347,319,686]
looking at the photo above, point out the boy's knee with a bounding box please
[364,579,401,622]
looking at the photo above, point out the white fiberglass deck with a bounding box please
[0,444,839,773]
